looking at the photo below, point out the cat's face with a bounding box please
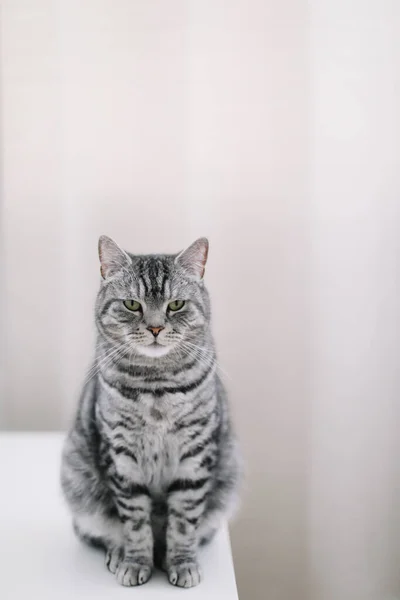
[95,237,210,359]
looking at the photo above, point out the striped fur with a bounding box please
[61,237,240,588]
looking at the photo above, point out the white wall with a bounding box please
[2,2,400,599]
[310,1,400,599]
[1,0,64,428]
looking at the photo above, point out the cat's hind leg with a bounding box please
[61,431,124,574]
[74,511,124,574]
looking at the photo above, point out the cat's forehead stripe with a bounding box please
[160,260,169,296]
[135,256,172,300]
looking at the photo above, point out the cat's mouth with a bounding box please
[136,342,171,358]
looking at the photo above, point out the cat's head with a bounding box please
[95,236,210,359]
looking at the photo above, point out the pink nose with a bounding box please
[147,326,164,337]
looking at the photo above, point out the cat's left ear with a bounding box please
[175,237,209,280]
[98,235,132,279]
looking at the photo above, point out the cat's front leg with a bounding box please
[166,474,210,588]
[110,472,153,586]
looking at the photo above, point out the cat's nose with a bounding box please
[147,326,164,338]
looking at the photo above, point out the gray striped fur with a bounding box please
[61,237,240,588]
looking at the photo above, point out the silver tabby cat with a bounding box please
[61,236,240,588]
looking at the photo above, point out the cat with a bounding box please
[61,236,240,588]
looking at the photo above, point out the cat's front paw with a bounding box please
[168,563,201,588]
[116,561,152,586]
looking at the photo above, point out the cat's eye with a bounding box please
[168,300,185,312]
[123,299,142,312]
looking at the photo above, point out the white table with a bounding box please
[0,433,239,599]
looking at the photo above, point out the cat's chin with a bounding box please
[136,344,172,358]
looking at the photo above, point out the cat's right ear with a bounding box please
[98,235,131,279]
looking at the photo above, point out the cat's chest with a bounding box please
[135,426,178,493]
[110,392,181,492]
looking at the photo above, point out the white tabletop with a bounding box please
[0,432,239,599]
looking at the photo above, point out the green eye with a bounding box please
[123,299,142,312]
[168,300,185,312]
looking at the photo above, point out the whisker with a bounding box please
[180,341,232,382]
[84,341,132,383]
[86,343,126,378]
